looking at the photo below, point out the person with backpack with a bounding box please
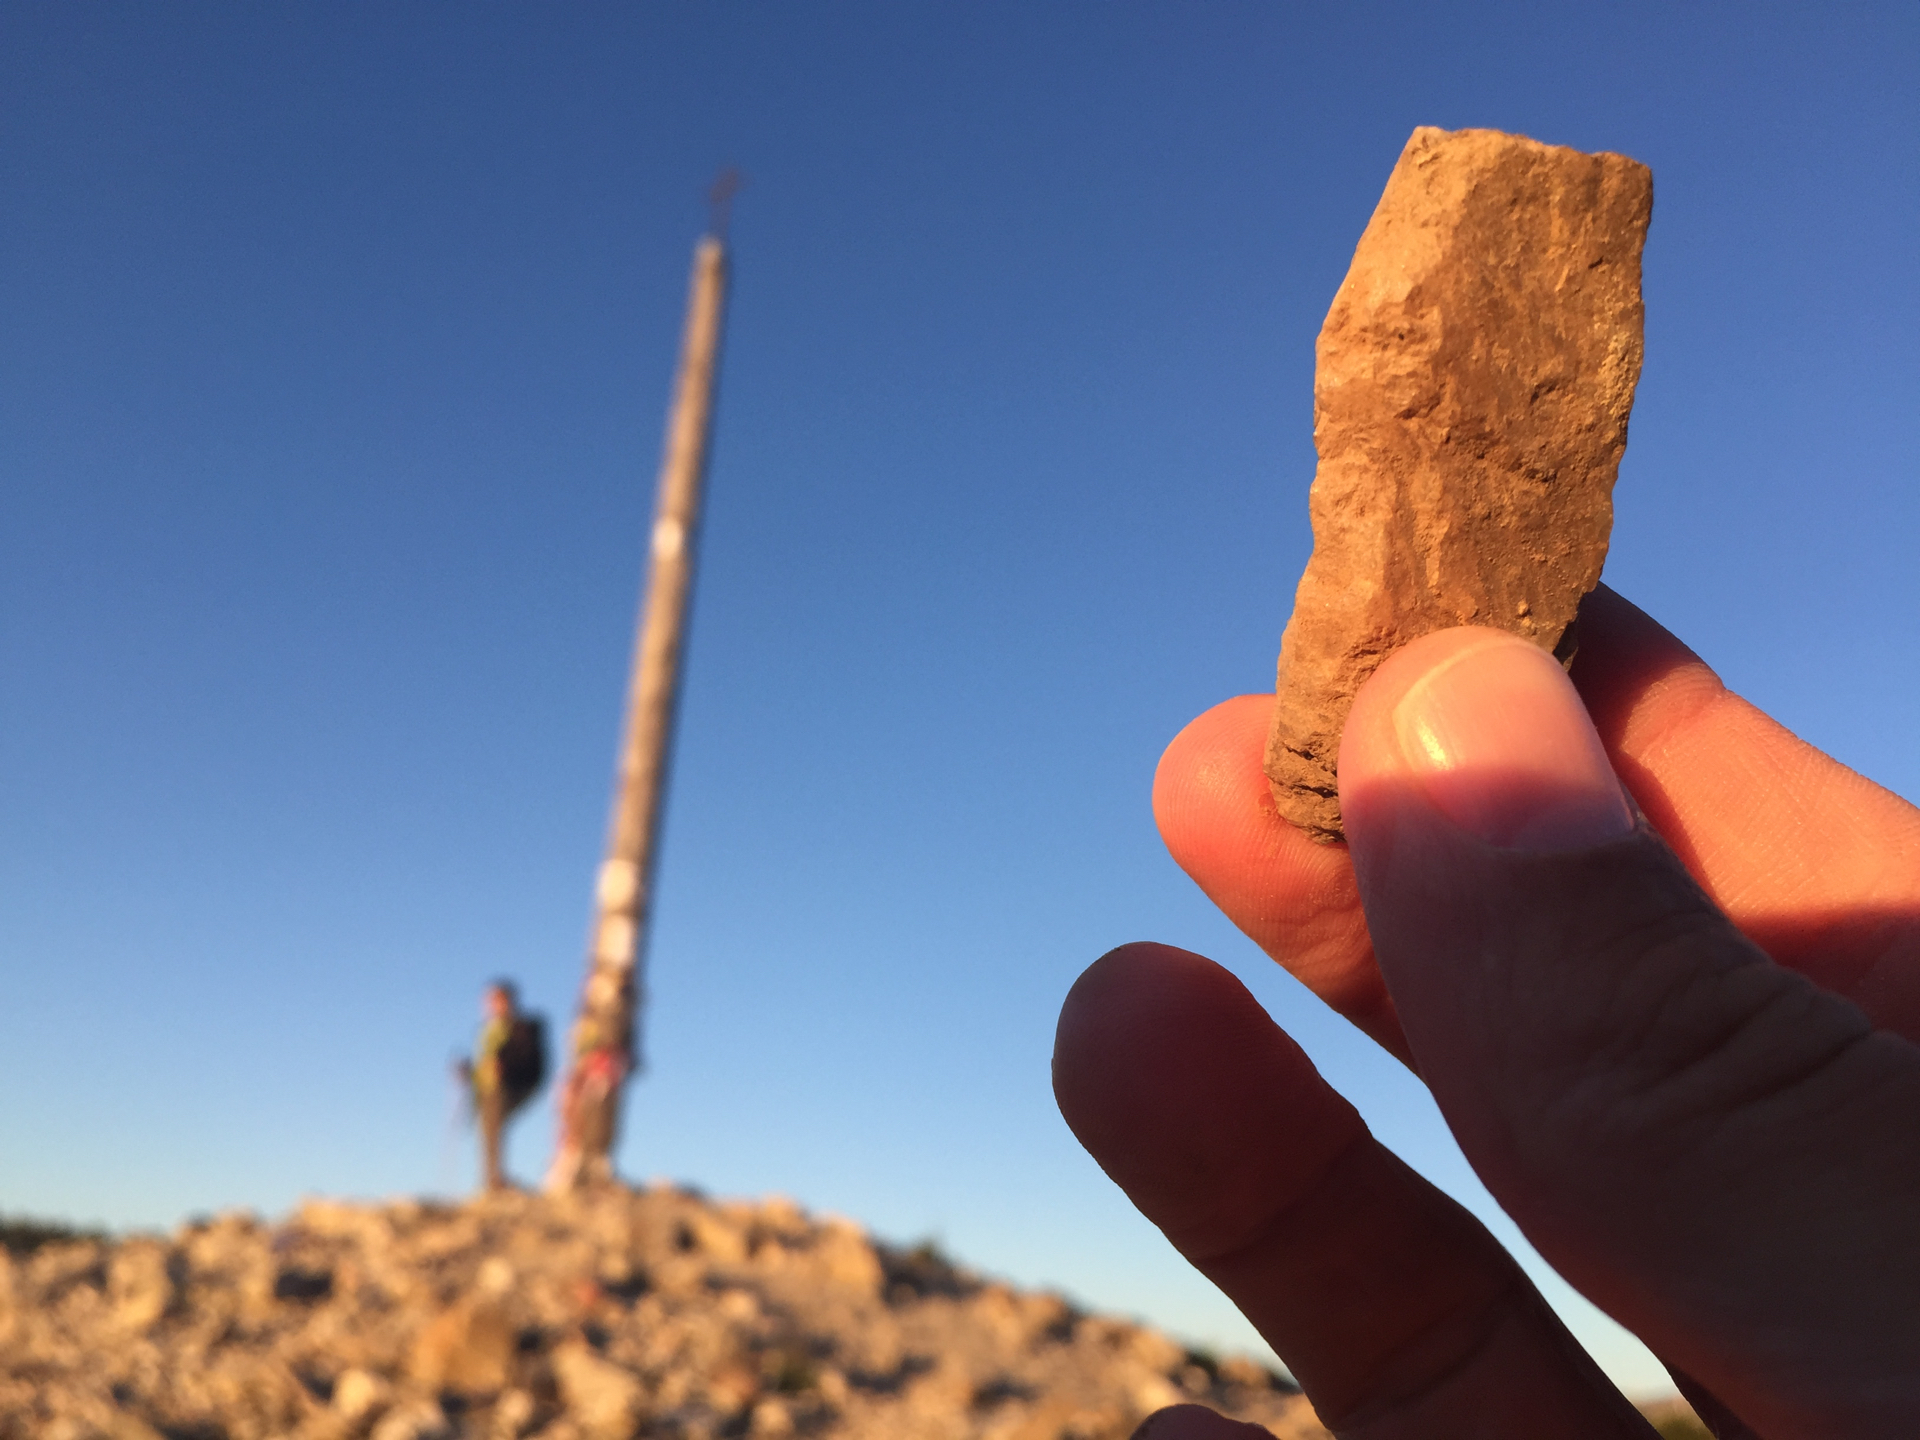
[459,979,546,1191]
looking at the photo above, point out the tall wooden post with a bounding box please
[546,232,729,1192]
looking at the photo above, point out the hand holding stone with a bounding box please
[1056,590,1920,1438]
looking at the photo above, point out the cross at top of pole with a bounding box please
[708,168,743,242]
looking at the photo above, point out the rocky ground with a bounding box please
[0,1187,1710,1440]
[1,1186,1333,1440]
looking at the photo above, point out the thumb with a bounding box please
[1337,627,1920,1440]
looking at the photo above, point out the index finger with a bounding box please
[1153,586,1920,1049]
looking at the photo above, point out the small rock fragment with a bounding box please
[333,1366,393,1422]
[108,1240,180,1331]
[749,1396,795,1435]
[810,1218,884,1294]
[550,1339,645,1439]
[1266,126,1652,841]
[410,1297,515,1396]
[490,1388,538,1439]
[369,1399,454,1440]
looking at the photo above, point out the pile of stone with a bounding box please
[0,1186,1331,1440]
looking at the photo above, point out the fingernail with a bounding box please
[1391,633,1634,851]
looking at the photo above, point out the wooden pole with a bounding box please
[546,232,729,1192]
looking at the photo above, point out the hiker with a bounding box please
[459,980,547,1191]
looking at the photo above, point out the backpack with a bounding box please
[496,1015,548,1115]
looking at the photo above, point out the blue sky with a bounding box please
[3,2,1914,1401]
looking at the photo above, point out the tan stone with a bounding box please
[332,1367,392,1422]
[810,1218,883,1294]
[410,1298,515,1396]
[549,1340,643,1439]
[1267,126,1652,841]
[0,1253,17,1350]
[102,1414,168,1440]
[705,1358,762,1413]
[368,1399,454,1440]
[684,1211,748,1265]
[748,1396,795,1435]
[490,1388,538,1440]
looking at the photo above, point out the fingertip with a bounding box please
[1131,1405,1273,1439]
[1147,695,1401,1055]
[1152,694,1278,872]
[1147,691,1355,926]
[1056,942,1199,1062]
[1051,939,1370,1258]
[1052,940,1266,1156]
[1053,942,1235,1121]
[1570,583,1716,744]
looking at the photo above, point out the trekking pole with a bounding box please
[443,1056,474,1195]
[547,177,735,1192]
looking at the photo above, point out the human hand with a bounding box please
[1053,588,1920,1438]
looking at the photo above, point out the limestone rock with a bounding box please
[1266,125,1652,841]
[333,1366,394,1422]
[410,1297,515,1396]
[748,1395,795,1436]
[550,1339,644,1438]
[369,1399,455,1440]
[108,1240,180,1331]
[812,1217,885,1295]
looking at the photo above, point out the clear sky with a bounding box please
[3,2,1914,1402]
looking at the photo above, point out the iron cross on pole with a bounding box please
[708,167,742,241]
[546,179,736,1192]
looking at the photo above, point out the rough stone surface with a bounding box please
[0,1187,1332,1440]
[410,1298,516,1397]
[1266,125,1652,841]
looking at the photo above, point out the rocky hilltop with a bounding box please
[0,1186,1331,1440]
